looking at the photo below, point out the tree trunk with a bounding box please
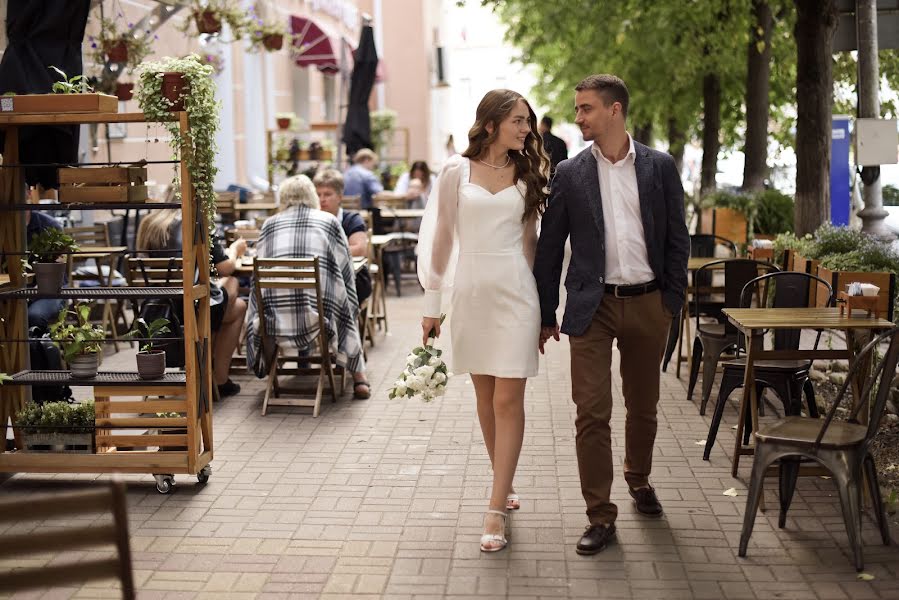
[700,72,721,197]
[667,117,686,175]
[633,122,654,146]
[742,0,773,192]
[794,0,837,235]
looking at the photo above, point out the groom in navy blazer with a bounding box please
[534,74,689,555]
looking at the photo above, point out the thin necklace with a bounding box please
[478,155,511,169]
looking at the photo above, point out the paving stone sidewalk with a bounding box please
[1,293,898,599]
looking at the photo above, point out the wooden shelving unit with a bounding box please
[0,111,213,494]
[265,128,334,187]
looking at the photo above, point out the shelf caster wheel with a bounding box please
[197,465,211,484]
[154,474,175,494]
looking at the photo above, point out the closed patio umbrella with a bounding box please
[342,24,378,158]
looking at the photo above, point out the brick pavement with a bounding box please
[1,292,898,599]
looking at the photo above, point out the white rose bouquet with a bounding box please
[389,314,452,402]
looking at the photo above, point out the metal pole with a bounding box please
[856,0,893,238]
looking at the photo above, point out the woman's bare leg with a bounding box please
[472,374,518,501]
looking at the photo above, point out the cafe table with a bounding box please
[721,307,894,476]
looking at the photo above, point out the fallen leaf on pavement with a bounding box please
[723,488,738,497]
[857,573,875,581]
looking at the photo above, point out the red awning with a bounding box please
[290,15,339,73]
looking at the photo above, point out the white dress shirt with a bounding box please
[591,135,654,285]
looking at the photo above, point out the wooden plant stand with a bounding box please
[0,111,213,494]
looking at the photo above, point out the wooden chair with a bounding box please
[0,480,135,598]
[738,326,899,571]
[342,194,362,210]
[64,223,129,349]
[253,257,344,417]
[125,256,185,287]
[216,191,239,225]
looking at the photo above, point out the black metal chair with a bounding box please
[703,271,833,460]
[663,235,737,372]
[738,326,899,572]
[687,258,779,414]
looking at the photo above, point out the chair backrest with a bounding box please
[0,480,134,598]
[342,194,362,210]
[690,234,737,258]
[816,326,899,449]
[694,258,779,334]
[217,191,238,223]
[126,257,184,286]
[252,257,325,345]
[225,227,261,245]
[739,271,834,351]
[64,223,111,248]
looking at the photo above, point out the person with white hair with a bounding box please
[246,175,370,399]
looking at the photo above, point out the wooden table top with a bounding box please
[235,256,367,275]
[723,307,894,332]
[0,274,9,288]
[236,202,278,212]
[380,208,425,219]
[687,257,723,270]
[73,246,128,257]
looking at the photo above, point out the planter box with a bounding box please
[58,165,148,203]
[748,247,774,263]
[0,93,118,114]
[700,207,748,247]
[158,427,187,452]
[815,266,895,321]
[22,432,94,454]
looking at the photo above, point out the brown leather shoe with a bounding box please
[575,523,616,555]
[629,486,663,517]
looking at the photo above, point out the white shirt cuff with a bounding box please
[423,289,442,318]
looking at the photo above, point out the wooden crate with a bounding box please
[0,93,118,114]
[816,267,895,321]
[58,165,148,203]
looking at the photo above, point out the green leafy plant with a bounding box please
[28,227,78,263]
[15,400,95,434]
[184,0,249,39]
[370,109,398,157]
[247,13,287,52]
[773,231,816,261]
[48,66,94,94]
[135,54,220,251]
[49,303,105,362]
[753,189,794,235]
[88,17,155,71]
[125,317,171,353]
[0,372,11,385]
[881,184,899,207]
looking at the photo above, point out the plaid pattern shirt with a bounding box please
[246,205,365,376]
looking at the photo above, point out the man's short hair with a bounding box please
[353,148,378,164]
[313,168,344,195]
[541,115,553,129]
[575,74,629,119]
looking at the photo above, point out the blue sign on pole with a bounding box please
[831,116,852,226]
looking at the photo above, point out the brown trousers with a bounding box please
[569,289,672,526]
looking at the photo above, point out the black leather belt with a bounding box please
[604,280,658,298]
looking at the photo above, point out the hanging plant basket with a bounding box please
[262,33,284,51]
[194,9,222,34]
[161,73,189,112]
[276,117,291,130]
[104,39,129,63]
[115,82,134,101]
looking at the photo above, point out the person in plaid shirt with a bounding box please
[246,175,371,399]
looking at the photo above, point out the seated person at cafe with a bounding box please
[136,208,247,398]
[343,148,383,209]
[313,168,372,304]
[393,160,432,208]
[246,174,370,399]
[26,210,66,331]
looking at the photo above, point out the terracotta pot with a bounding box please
[262,33,284,51]
[69,353,99,379]
[161,73,188,112]
[33,261,66,294]
[276,117,291,130]
[194,9,222,34]
[104,39,128,63]
[115,82,134,101]
[136,350,166,379]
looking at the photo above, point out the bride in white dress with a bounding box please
[418,89,549,552]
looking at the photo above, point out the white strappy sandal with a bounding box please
[506,493,520,510]
[480,509,511,552]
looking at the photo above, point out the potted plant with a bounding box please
[185,1,249,38]
[370,108,398,157]
[125,317,171,379]
[88,17,154,71]
[275,111,298,130]
[15,400,95,453]
[49,303,105,379]
[136,55,220,247]
[115,82,134,101]
[28,227,78,294]
[248,15,287,52]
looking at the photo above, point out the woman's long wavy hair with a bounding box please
[462,89,549,222]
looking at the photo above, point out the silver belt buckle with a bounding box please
[614,284,625,298]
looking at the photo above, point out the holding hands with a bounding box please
[539,325,560,354]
